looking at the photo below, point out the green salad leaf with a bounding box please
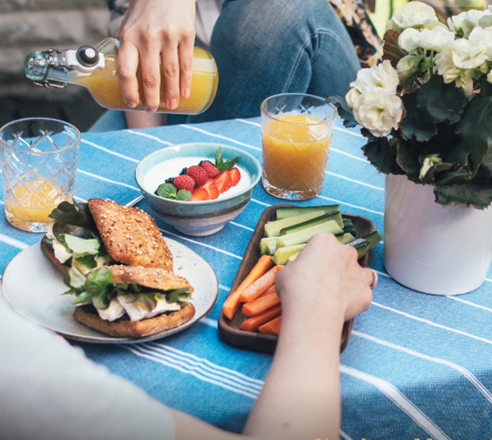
[61,234,101,255]
[49,201,97,240]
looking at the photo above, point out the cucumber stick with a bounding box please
[276,204,340,220]
[260,237,279,255]
[347,231,383,259]
[279,210,342,235]
[285,233,355,263]
[276,220,343,248]
[264,210,326,237]
[272,244,306,265]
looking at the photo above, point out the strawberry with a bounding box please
[214,170,232,193]
[201,179,220,200]
[173,175,195,192]
[199,161,219,179]
[189,187,209,202]
[230,167,241,186]
[187,165,209,187]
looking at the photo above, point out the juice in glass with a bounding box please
[261,94,337,200]
[0,118,80,233]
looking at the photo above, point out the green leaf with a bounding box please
[85,267,115,309]
[62,235,101,255]
[362,137,404,175]
[50,201,97,240]
[382,29,407,68]
[72,291,92,305]
[456,94,492,172]
[434,183,492,209]
[176,189,192,201]
[326,95,358,128]
[434,167,470,186]
[75,254,98,270]
[396,137,422,181]
[417,74,467,125]
[215,147,238,172]
[166,288,191,304]
[63,267,86,290]
[156,183,177,199]
[400,93,438,142]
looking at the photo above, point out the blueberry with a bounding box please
[165,177,175,184]
[179,167,188,175]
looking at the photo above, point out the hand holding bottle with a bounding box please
[116,0,198,112]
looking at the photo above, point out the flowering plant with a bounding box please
[328,2,492,208]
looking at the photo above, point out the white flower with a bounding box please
[396,53,423,82]
[447,9,492,37]
[488,70,492,84]
[348,60,399,95]
[352,88,403,138]
[435,48,461,83]
[387,1,440,31]
[451,27,492,70]
[398,27,455,53]
[345,88,361,108]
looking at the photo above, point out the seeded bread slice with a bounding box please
[73,301,195,338]
[88,198,173,271]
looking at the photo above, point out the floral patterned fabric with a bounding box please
[328,0,382,67]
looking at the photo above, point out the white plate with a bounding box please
[2,240,218,343]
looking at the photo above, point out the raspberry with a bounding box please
[199,161,219,178]
[173,175,195,192]
[186,165,209,187]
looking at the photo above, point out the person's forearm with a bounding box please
[243,299,345,440]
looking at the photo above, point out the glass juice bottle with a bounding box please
[24,38,218,114]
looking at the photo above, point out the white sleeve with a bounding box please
[0,296,175,440]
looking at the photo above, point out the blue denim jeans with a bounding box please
[189,0,360,122]
[89,0,360,131]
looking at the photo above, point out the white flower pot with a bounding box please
[384,174,492,295]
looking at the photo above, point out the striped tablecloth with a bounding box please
[2,117,492,440]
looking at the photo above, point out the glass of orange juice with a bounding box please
[261,93,337,200]
[0,118,80,232]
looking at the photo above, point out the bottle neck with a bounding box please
[25,46,106,89]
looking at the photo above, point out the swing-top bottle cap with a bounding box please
[76,45,99,67]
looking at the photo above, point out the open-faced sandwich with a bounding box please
[43,198,196,338]
[64,265,194,338]
[42,198,173,275]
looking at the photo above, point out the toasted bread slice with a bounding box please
[108,265,194,293]
[88,198,173,271]
[73,301,195,338]
[41,239,70,275]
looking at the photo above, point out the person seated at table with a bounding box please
[0,233,374,440]
[90,0,380,131]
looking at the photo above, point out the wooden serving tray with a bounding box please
[218,204,376,354]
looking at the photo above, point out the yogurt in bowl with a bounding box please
[143,156,252,201]
[135,143,262,236]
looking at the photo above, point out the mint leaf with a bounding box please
[176,189,192,201]
[215,147,238,172]
[156,183,177,199]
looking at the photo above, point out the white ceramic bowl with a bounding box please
[135,143,261,236]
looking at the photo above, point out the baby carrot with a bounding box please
[239,265,283,303]
[239,304,282,332]
[258,316,282,336]
[242,289,280,317]
[222,255,273,320]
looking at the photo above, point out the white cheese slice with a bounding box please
[117,295,181,322]
[52,239,73,264]
[46,222,55,239]
[95,298,125,322]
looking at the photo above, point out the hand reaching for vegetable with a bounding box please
[115,0,198,112]
[275,233,373,322]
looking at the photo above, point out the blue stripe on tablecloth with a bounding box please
[3,117,492,439]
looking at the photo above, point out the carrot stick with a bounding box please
[242,290,280,317]
[239,304,282,332]
[258,316,282,335]
[222,255,274,320]
[239,265,283,303]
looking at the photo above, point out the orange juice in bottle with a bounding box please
[24,38,218,115]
